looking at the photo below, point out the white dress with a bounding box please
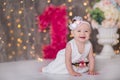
[42,39,92,74]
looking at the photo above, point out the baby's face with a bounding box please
[71,23,91,43]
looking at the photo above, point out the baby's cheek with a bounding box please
[86,36,89,40]
[87,35,90,39]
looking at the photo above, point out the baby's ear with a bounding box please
[70,31,74,37]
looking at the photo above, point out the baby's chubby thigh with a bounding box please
[54,49,66,67]
[52,49,68,73]
[42,49,67,73]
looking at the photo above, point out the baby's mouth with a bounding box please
[80,37,86,39]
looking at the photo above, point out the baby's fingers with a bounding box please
[71,72,82,76]
[76,73,82,76]
[88,72,98,75]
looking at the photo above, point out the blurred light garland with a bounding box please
[0,0,119,62]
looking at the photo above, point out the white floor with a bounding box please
[0,55,120,80]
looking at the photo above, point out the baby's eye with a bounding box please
[77,30,81,32]
[85,31,88,32]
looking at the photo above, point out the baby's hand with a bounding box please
[88,70,98,75]
[70,71,82,76]
[39,68,42,72]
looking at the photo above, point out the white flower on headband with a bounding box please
[69,23,78,30]
[69,16,90,30]
[73,16,83,21]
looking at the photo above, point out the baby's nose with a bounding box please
[80,31,85,35]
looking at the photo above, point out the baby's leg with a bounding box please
[39,66,46,72]
[39,68,42,72]
[39,66,45,72]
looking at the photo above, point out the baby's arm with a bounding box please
[88,45,96,75]
[65,43,81,76]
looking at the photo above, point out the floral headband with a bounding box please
[69,16,91,30]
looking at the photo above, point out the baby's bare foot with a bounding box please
[39,68,42,72]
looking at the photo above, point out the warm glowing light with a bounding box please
[31,28,34,31]
[8,55,13,59]
[10,30,13,34]
[30,52,35,57]
[62,3,66,6]
[2,41,4,44]
[117,40,119,43]
[28,33,31,36]
[17,24,21,28]
[17,43,20,47]
[30,7,33,10]
[83,2,87,6]
[26,40,29,43]
[18,10,22,14]
[20,1,23,3]
[43,37,47,40]
[37,58,43,62]
[68,0,72,3]
[85,9,88,12]
[17,38,22,43]
[116,50,119,54]
[3,9,6,11]
[11,37,14,40]
[10,9,14,12]
[8,43,12,47]
[7,16,10,19]
[84,16,87,19]
[0,37,1,40]
[69,6,73,10]
[12,51,15,55]
[23,46,27,50]
[3,2,6,5]
[47,0,51,3]
[16,19,20,23]
[43,29,46,33]
[33,37,35,40]
[7,23,11,26]
[69,11,73,16]
[20,32,24,36]
[31,46,35,49]
[30,51,33,54]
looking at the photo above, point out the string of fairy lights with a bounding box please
[0,0,120,62]
[68,0,89,19]
[1,0,38,61]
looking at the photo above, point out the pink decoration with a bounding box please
[38,5,68,59]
